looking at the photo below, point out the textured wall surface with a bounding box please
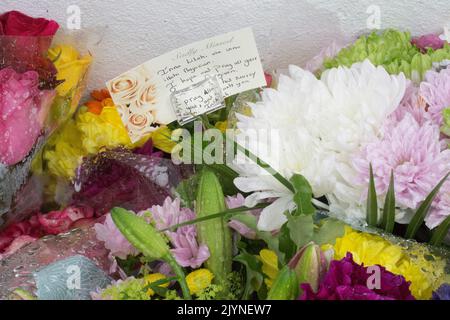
[2,0,450,92]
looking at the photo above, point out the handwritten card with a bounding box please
[171,75,225,125]
[106,27,265,142]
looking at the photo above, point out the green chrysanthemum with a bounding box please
[324,29,450,82]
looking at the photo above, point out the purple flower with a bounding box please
[353,113,450,215]
[419,67,450,127]
[412,34,445,53]
[432,283,450,300]
[150,197,210,268]
[299,253,415,300]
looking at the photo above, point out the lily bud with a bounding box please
[288,242,327,293]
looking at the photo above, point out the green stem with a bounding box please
[165,254,192,300]
[160,203,269,232]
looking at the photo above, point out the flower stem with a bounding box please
[165,254,192,300]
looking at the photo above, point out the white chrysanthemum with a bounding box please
[233,60,406,231]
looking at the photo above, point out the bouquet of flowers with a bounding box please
[0,24,449,301]
[0,11,91,226]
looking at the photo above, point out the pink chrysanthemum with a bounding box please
[419,67,450,127]
[353,113,450,218]
[94,213,138,260]
[150,197,210,268]
[388,81,429,126]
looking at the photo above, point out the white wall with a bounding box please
[2,0,450,93]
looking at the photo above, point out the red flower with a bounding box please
[0,11,59,36]
[0,11,60,89]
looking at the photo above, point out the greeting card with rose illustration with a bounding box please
[106,28,266,142]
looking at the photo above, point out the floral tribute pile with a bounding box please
[0,11,449,301]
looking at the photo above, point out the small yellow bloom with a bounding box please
[48,45,92,97]
[144,273,169,297]
[259,249,279,289]
[150,126,177,153]
[214,121,228,133]
[186,269,214,295]
[329,227,446,299]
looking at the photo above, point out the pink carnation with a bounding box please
[0,67,55,165]
[353,113,450,214]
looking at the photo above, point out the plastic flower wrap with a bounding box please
[0,11,92,226]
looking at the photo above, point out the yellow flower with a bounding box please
[144,273,169,297]
[186,269,214,295]
[258,249,279,289]
[43,120,85,178]
[41,106,135,179]
[328,227,446,299]
[76,106,133,154]
[214,121,228,133]
[48,45,92,97]
[150,126,177,153]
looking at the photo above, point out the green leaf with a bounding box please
[286,214,314,249]
[381,170,396,233]
[278,223,297,261]
[366,164,378,227]
[233,250,264,300]
[405,172,450,239]
[289,174,315,216]
[312,218,346,245]
[175,175,199,208]
[430,215,450,246]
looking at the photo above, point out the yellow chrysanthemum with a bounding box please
[144,273,169,297]
[42,106,136,179]
[77,106,133,154]
[186,269,214,295]
[258,249,279,289]
[328,227,446,299]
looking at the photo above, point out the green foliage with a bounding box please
[366,164,378,227]
[405,172,450,239]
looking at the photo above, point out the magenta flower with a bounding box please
[412,34,445,53]
[299,253,415,300]
[419,67,450,127]
[353,113,450,215]
[0,67,55,165]
[150,197,210,268]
